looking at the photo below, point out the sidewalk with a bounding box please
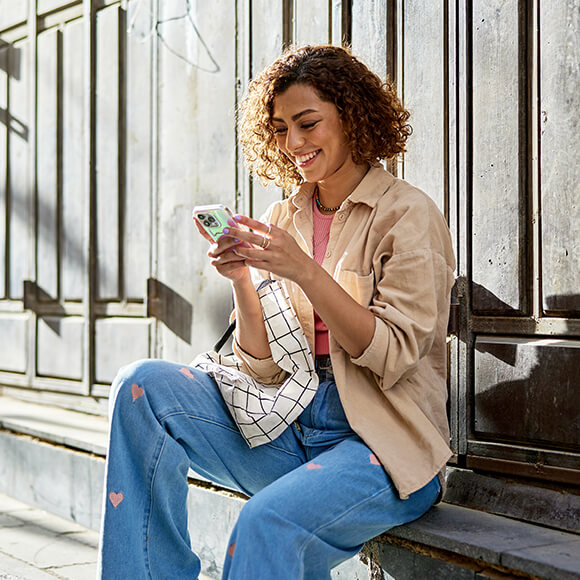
[0,493,213,580]
[0,493,98,579]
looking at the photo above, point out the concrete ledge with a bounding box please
[1,395,579,580]
[0,395,108,456]
[445,467,580,534]
[378,503,580,580]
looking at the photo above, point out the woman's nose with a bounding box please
[286,127,304,151]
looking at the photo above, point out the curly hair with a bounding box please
[238,45,412,189]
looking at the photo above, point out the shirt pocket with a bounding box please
[335,270,375,307]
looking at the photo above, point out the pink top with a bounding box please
[312,197,334,355]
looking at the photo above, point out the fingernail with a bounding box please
[234,238,240,243]
[234,215,242,221]
[223,228,229,234]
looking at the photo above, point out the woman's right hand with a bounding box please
[194,220,250,283]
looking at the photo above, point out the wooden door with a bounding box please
[2,1,578,493]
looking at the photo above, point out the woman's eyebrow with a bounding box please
[271,109,319,123]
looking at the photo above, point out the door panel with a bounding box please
[62,17,86,301]
[156,0,237,362]
[294,0,331,45]
[402,1,446,212]
[37,316,84,381]
[94,318,151,384]
[0,2,27,30]
[125,0,152,300]
[37,28,60,301]
[96,5,121,301]
[351,0,389,80]
[0,44,8,299]
[8,39,31,300]
[540,1,580,315]
[248,0,285,220]
[474,337,580,449]
[471,1,527,315]
[0,314,28,373]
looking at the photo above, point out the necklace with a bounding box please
[315,187,341,213]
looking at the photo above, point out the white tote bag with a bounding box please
[192,280,319,447]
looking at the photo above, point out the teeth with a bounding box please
[296,151,319,164]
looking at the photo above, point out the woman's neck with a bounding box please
[316,163,370,209]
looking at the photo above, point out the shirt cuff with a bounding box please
[350,316,390,377]
[233,339,287,385]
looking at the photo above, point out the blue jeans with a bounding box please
[98,359,440,579]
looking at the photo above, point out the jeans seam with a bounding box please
[158,410,241,434]
[144,433,167,580]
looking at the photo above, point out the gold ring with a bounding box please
[261,237,271,250]
[266,224,272,236]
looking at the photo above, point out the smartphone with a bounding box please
[192,204,236,242]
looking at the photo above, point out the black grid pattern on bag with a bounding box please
[193,280,319,447]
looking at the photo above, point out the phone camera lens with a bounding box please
[203,220,212,227]
[207,216,217,224]
[197,214,205,220]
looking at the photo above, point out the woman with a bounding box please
[98,45,456,579]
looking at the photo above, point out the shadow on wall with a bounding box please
[473,293,580,449]
[147,278,192,344]
[0,42,26,140]
[0,40,21,80]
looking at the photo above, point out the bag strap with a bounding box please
[213,279,274,352]
[214,320,236,352]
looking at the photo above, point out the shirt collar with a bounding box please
[290,164,395,210]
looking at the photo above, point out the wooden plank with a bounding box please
[249,0,285,219]
[8,39,30,300]
[446,0,460,456]
[294,0,330,45]
[94,318,151,384]
[36,316,84,380]
[474,336,580,449]
[540,0,580,315]
[0,313,28,372]
[95,5,120,300]
[456,1,470,458]
[331,0,348,46]
[61,17,85,301]
[235,0,252,218]
[351,0,388,80]
[37,0,80,15]
[251,0,284,73]
[471,1,525,314]
[36,28,60,300]
[0,46,7,298]
[401,1,446,212]
[124,0,151,299]
[156,0,237,362]
[0,1,28,30]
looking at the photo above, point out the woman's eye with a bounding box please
[302,121,319,129]
[273,127,287,134]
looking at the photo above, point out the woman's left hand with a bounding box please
[224,215,315,284]
[226,214,376,358]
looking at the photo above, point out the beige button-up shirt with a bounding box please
[233,165,456,499]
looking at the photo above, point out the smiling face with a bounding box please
[271,83,358,185]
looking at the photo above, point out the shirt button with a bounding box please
[337,213,346,221]
[325,250,332,258]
